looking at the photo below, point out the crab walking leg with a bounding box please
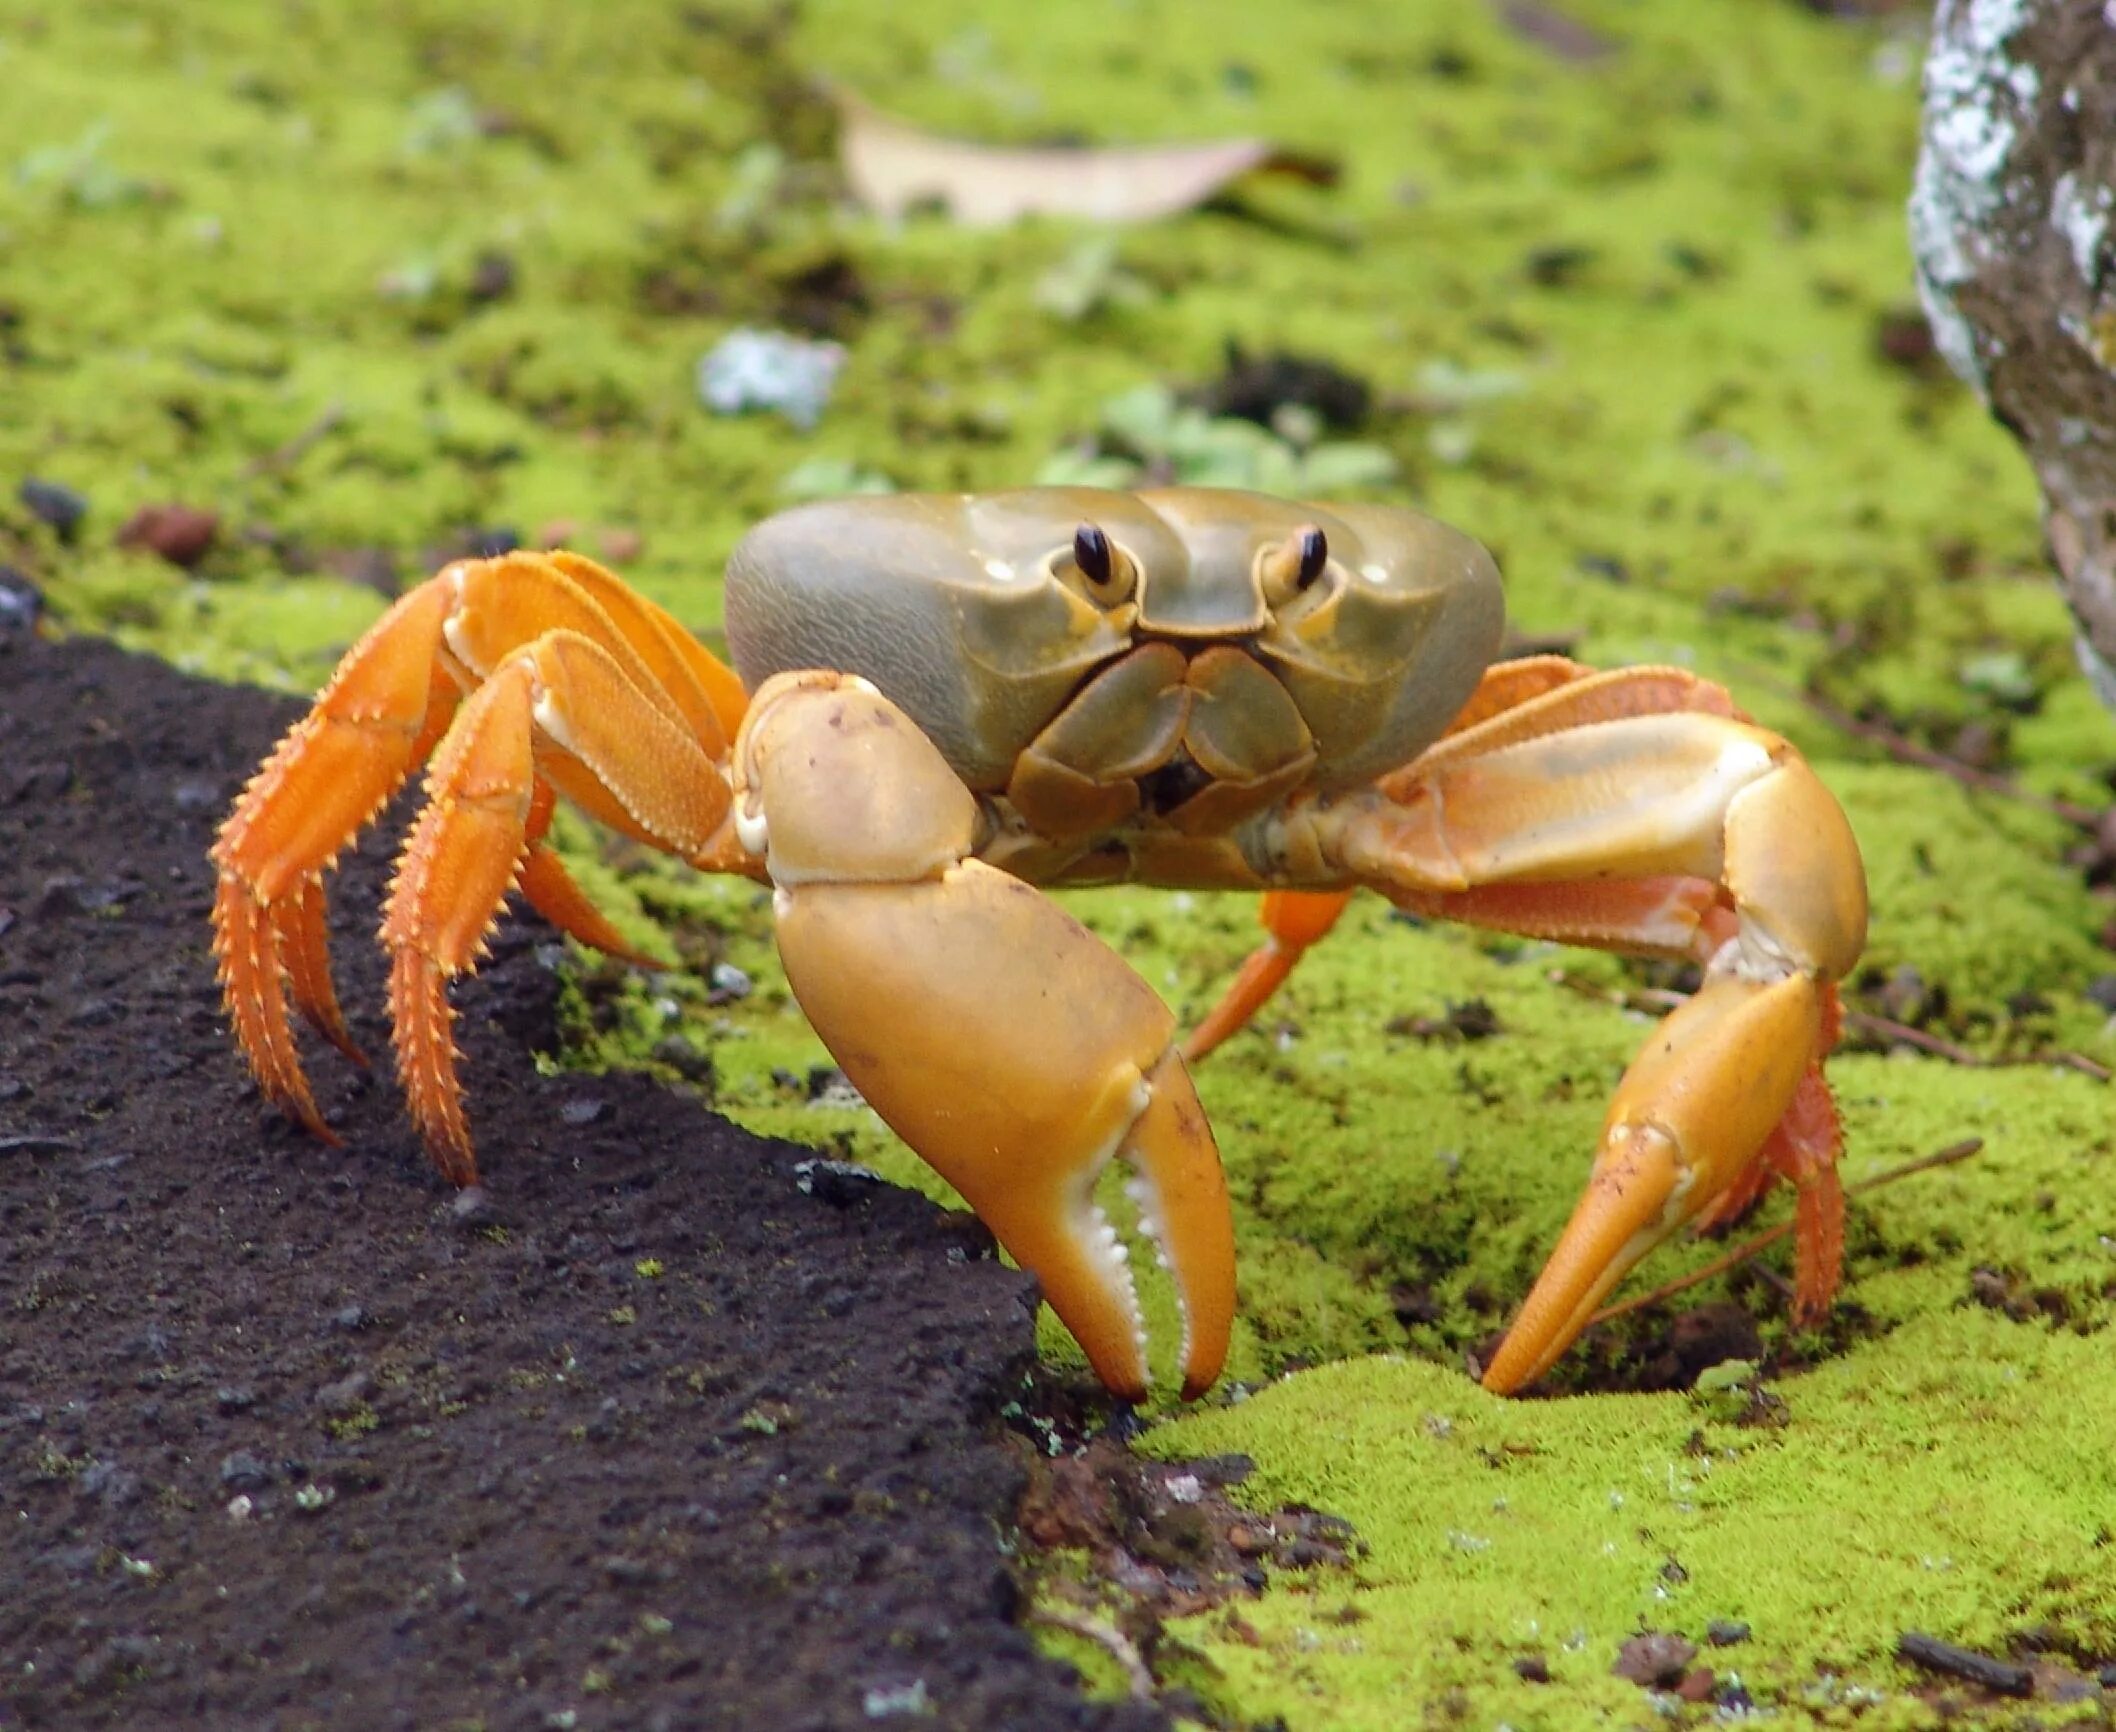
[212,550,738,1143]
[1325,706,1867,1395]
[1181,889,1355,1062]
[513,778,666,970]
[737,672,1237,1401]
[211,580,461,1139]
[1182,660,1675,1060]
[383,630,732,1183]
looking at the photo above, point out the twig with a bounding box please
[1028,1605,1155,1700]
[243,402,346,477]
[1841,1009,2112,1082]
[1550,971,2113,1083]
[1896,1632,2032,1697]
[1586,1138,1985,1328]
[1749,670,2098,830]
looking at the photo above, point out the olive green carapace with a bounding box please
[725,487,1502,790]
[9,0,2114,1723]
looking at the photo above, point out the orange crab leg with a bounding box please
[212,552,738,1147]
[1313,670,1865,1394]
[737,672,1237,1401]
[1183,660,1715,1057]
[384,629,734,1182]
[211,580,460,1138]
[1182,888,1355,1062]
[513,778,666,970]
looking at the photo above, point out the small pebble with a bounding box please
[446,1186,495,1229]
[332,1303,370,1332]
[215,1386,257,1414]
[1613,1632,1697,1689]
[315,1371,371,1415]
[117,503,220,569]
[697,327,847,430]
[1706,1619,1750,1647]
[0,565,44,631]
[467,249,516,303]
[19,477,87,541]
[561,1097,607,1127]
[219,1450,271,1491]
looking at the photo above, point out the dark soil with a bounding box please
[0,625,1165,1732]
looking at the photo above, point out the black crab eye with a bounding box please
[1261,522,1332,604]
[1294,525,1329,590]
[1074,522,1114,587]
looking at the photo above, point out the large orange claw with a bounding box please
[740,673,1237,1400]
[1309,666,1867,1393]
[1478,973,1841,1394]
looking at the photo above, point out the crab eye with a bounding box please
[1260,523,1333,605]
[1294,526,1328,589]
[1064,522,1136,604]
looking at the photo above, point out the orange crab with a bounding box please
[211,488,1866,1400]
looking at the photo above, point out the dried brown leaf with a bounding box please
[834,89,1324,227]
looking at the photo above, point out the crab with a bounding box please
[210,487,1867,1400]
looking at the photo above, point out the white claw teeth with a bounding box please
[1118,1141,1194,1379]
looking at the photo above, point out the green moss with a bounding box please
[1145,1321,2116,1727]
[13,0,2116,1724]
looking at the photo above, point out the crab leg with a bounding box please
[736,672,1237,1401]
[1181,888,1354,1062]
[211,552,733,1145]
[384,630,734,1182]
[1313,669,1865,1394]
[1184,657,1606,1058]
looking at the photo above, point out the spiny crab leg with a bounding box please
[1313,667,1866,1394]
[735,671,1237,1401]
[211,552,735,1154]
[385,629,734,1181]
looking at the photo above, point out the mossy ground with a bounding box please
[6,0,2112,1724]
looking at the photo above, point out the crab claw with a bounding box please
[1479,970,1825,1395]
[740,672,1237,1401]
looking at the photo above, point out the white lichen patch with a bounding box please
[1908,0,2042,395]
[2051,171,2112,290]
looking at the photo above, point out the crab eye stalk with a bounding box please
[1066,522,1136,604]
[1260,523,1332,604]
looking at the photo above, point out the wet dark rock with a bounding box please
[1613,1632,1698,1689]
[219,1451,271,1491]
[19,477,87,541]
[0,565,44,632]
[0,630,1162,1732]
[1195,341,1372,431]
